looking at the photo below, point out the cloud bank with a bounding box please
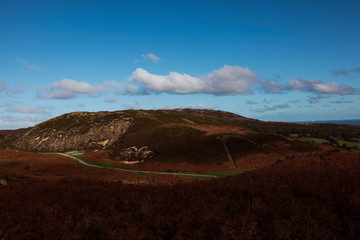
[260,80,284,93]
[288,78,356,95]
[128,65,258,95]
[127,66,356,97]
[7,106,51,114]
[258,78,356,97]
[37,79,120,99]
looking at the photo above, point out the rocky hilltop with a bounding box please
[11,111,133,151]
[1,109,250,154]
[2,108,360,166]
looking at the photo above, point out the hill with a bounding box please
[297,119,360,126]
[0,109,321,168]
[1,109,359,171]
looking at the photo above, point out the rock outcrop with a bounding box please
[12,112,133,152]
[119,146,154,163]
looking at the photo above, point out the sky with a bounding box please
[1,0,360,129]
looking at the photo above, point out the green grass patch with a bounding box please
[137,172,148,178]
[204,168,257,177]
[58,151,114,168]
[83,160,114,168]
[338,140,360,149]
[295,137,330,144]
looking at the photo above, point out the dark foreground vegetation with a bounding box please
[1,151,359,240]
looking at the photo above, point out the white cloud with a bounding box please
[182,103,217,109]
[0,115,51,130]
[121,84,141,95]
[154,103,217,110]
[122,102,142,110]
[197,103,217,109]
[259,77,357,96]
[307,94,330,104]
[130,68,205,94]
[251,103,289,113]
[53,79,104,94]
[37,79,119,99]
[0,80,24,95]
[7,106,51,114]
[15,58,44,71]
[288,78,356,95]
[141,53,161,63]
[260,80,284,93]
[128,65,258,95]
[329,64,360,76]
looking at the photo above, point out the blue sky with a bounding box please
[1,0,360,129]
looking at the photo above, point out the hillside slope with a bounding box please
[10,111,133,151]
[0,110,249,165]
[2,109,358,168]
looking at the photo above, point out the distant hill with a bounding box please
[295,119,360,126]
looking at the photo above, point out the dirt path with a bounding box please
[57,153,218,178]
[222,136,237,169]
[223,134,284,157]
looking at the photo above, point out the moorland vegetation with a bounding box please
[0,109,360,239]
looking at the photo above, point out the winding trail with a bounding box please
[222,136,237,169]
[223,134,284,157]
[57,153,218,178]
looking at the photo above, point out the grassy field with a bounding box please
[73,150,254,180]
[293,137,360,149]
[338,140,360,148]
[64,151,116,168]
[82,160,114,168]
[295,137,330,144]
